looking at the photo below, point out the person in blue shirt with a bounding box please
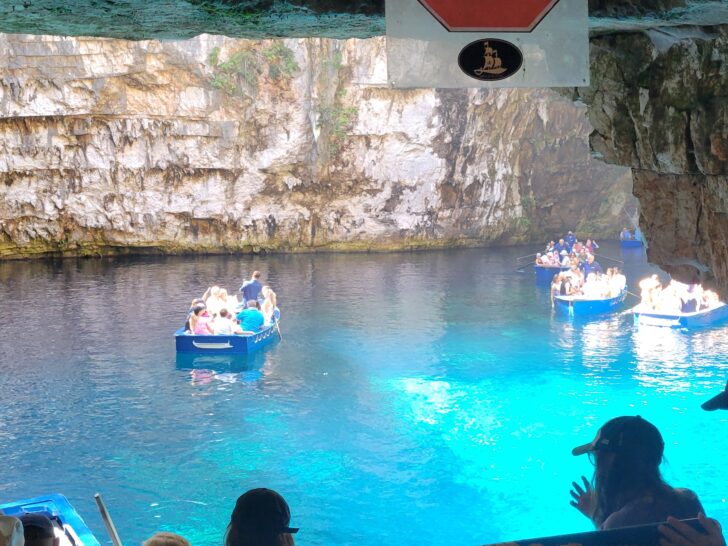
[236,300,265,333]
[565,231,577,247]
[582,254,603,278]
[620,227,632,240]
[239,271,263,304]
[554,238,570,254]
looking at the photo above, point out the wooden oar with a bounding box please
[595,253,624,264]
[274,318,283,341]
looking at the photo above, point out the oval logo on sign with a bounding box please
[458,39,523,81]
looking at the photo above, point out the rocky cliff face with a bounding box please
[577,25,728,293]
[0,33,631,258]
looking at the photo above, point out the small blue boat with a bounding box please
[620,239,643,248]
[554,290,626,317]
[534,264,569,284]
[175,323,280,355]
[0,493,100,546]
[632,303,728,328]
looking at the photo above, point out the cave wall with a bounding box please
[577,25,728,293]
[0,33,632,258]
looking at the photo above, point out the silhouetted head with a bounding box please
[226,489,297,546]
[143,533,191,546]
[19,514,58,546]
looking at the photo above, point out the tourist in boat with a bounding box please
[554,238,570,254]
[585,239,599,253]
[261,286,278,324]
[569,416,703,529]
[608,268,627,297]
[236,300,265,333]
[551,273,564,306]
[143,533,191,546]
[621,227,632,240]
[701,289,720,310]
[0,515,24,546]
[639,275,662,309]
[546,240,556,253]
[582,254,603,278]
[204,286,229,316]
[560,250,570,267]
[213,309,243,335]
[572,240,584,255]
[185,298,205,331]
[192,305,214,335]
[18,513,59,546]
[225,488,298,546]
[240,271,263,305]
[566,231,577,247]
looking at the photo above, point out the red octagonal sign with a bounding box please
[418,0,560,32]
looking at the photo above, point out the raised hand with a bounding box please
[659,513,726,546]
[569,475,595,520]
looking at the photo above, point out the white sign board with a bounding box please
[386,0,589,88]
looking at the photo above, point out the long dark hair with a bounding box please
[224,527,294,546]
[225,489,296,546]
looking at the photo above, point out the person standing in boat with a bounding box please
[240,271,263,305]
[554,238,570,254]
[621,227,632,240]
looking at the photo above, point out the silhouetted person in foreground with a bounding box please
[226,488,298,546]
[569,416,703,529]
[658,383,728,546]
[18,514,57,546]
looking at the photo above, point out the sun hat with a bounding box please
[231,489,298,535]
[702,381,728,411]
[0,516,24,546]
[560,250,568,255]
[572,416,664,461]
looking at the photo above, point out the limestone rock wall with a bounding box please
[578,25,728,293]
[0,33,632,258]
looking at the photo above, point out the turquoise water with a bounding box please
[1,244,727,546]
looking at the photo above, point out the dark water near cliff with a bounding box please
[1,244,728,546]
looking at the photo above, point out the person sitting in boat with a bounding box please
[554,238,570,254]
[546,240,556,253]
[585,239,599,253]
[204,286,229,316]
[185,298,205,331]
[566,231,577,247]
[639,275,662,309]
[656,281,683,314]
[620,227,633,240]
[701,289,720,310]
[240,271,263,305]
[610,268,627,297]
[551,273,564,306]
[213,308,243,335]
[572,240,584,255]
[18,513,59,546]
[560,250,570,267]
[236,300,265,333]
[582,254,603,278]
[261,286,279,325]
[226,488,298,546]
[680,284,701,313]
[192,305,214,335]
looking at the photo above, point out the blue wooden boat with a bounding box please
[632,303,728,328]
[175,323,280,355]
[620,238,643,248]
[0,493,100,546]
[534,264,569,284]
[554,290,626,316]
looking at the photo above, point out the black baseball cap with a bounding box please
[572,416,664,462]
[18,513,55,539]
[231,489,298,535]
[702,381,728,411]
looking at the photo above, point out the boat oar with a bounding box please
[595,253,624,264]
[94,493,123,546]
[274,318,283,341]
[516,252,539,262]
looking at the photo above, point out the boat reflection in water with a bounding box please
[175,351,268,384]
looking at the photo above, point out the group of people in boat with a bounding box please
[551,265,627,302]
[184,271,280,336]
[638,276,721,314]
[535,231,600,267]
[620,226,643,240]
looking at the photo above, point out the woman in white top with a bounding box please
[261,286,278,325]
[204,286,228,316]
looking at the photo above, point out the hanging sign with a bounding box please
[386,0,589,88]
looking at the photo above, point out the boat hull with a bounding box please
[620,239,643,248]
[175,324,279,355]
[632,303,728,328]
[0,493,100,546]
[534,265,569,284]
[554,291,626,316]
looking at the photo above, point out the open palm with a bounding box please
[570,475,595,520]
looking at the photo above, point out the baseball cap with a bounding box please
[18,514,54,539]
[230,489,298,535]
[702,381,728,411]
[572,416,664,461]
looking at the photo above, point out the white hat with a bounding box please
[560,250,568,255]
[0,516,24,546]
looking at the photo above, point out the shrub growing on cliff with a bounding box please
[318,89,358,154]
[262,42,299,81]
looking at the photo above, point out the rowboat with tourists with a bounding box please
[0,494,100,546]
[175,272,282,355]
[554,289,627,317]
[631,276,728,328]
[619,227,643,248]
